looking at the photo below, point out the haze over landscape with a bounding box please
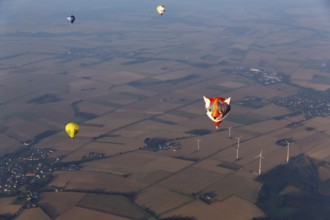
[1,0,330,219]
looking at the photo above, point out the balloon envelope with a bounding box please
[157,5,166,15]
[65,122,80,139]
[67,15,75,24]
[203,96,231,129]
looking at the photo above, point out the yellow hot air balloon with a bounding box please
[65,122,80,139]
[157,5,166,16]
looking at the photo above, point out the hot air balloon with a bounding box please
[65,122,80,139]
[67,15,75,24]
[203,96,231,129]
[157,5,166,16]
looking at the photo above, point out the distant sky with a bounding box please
[1,0,330,29]
[1,0,330,52]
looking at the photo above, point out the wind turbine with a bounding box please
[286,140,290,163]
[197,139,201,151]
[255,150,264,176]
[235,137,241,160]
[228,127,232,139]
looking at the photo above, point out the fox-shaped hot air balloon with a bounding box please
[203,96,231,129]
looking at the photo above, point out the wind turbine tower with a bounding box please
[256,150,264,176]
[228,127,232,139]
[235,137,241,160]
[197,139,201,151]
[286,141,290,163]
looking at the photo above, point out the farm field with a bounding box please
[16,208,50,220]
[39,192,86,217]
[78,194,149,220]
[1,0,330,219]
[162,196,265,220]
[56,207,130,220]
[0,197,21,216]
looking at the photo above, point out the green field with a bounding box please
[92,100,124,108]
[169,110,199,119]
[149,117,177,125]
[206,85,232,93]
[119,92,147,99]
[227,113,266,125]
[3,112,38,122]
[26,94,60,104]
[311,75,330,84]
[301,59,324,69]
[201,54,219,62]
[233,77,254,85]
[234,128,262,137]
